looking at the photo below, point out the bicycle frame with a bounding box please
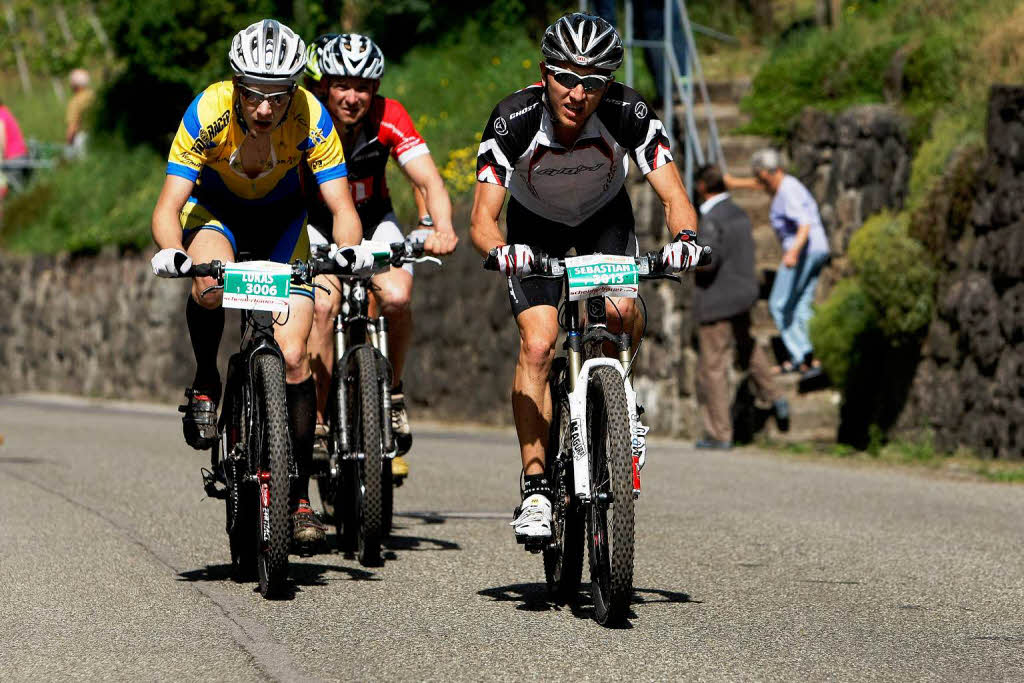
[561,292,647,502]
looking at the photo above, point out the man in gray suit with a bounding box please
[693,164,788,449]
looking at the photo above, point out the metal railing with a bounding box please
[579,0,732,190]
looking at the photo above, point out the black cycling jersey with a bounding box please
[475,81,672,227]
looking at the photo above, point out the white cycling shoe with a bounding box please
[511,494,552,542]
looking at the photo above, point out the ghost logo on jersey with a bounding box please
[494,117,509,136]
[634,102,648,120]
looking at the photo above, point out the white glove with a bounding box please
[496,244,535,277]
[330,243,377,275]
[151,248,192,277]
[660,240,702,273]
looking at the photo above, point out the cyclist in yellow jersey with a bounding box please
[150,19,371,550]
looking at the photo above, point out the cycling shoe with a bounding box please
[179,387,219,450]
[292,500,326,555]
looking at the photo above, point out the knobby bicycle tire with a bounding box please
[586,365,635,625]
[253,353,291,599]
[543,358,585,604]
[352,346,385,567]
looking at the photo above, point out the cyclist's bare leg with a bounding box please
[370,267,413,389]
[274,293,319,516]
[513,305,559,476]
[603,296,640,356]
[309,272,341,424]
[183,230,234,391]
[184,229,233,309]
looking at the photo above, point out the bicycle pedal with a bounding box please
[201,468,228,500]
[516,534,549,552]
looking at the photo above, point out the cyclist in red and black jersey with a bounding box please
[304,33,457,480]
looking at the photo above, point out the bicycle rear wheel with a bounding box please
[351,346,385,567]
[543,358,585,604]
[585,366,635,625]
[253,353,291,599]
[223,363,256,582]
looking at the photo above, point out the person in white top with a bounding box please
[725,149,830,375]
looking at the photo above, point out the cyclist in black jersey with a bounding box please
[470,13,705,539]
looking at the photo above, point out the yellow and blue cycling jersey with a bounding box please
[166,81,347,297]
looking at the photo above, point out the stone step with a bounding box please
[704,79,753,103]
[672,102,750,138]
[719,134,774,172]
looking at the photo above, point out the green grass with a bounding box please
[2,136,162,253]
[1,75,66,143]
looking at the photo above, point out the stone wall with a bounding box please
[897,86,1024,458]
[788,105,912,263]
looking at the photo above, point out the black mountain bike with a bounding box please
[485,245,708,624]
[172,256,329,599]
[312,237,437,567]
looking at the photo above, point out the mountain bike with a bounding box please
[170,256,330,599]
[484,245,708,624]
[311,236,438,567]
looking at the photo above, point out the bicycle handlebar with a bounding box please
[482,245,712,279]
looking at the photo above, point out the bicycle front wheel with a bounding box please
[350,346,385,567]
[253,353,291,599]
[585,366,635,625]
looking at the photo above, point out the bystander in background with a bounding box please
[0,98,28,225]
[65,68,95,159]
[693,164,788,449]
[726,149,829,378]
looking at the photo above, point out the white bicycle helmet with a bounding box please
[229,19,306,85]
[320,33,385,80]
[542,13,623,72]
[304,33,339,82]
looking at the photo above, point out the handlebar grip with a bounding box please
[483,248,499,271]
[190,262,220,278]
[697,245,713,267]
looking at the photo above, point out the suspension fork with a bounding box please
[333,310,350,455]
[376,317,395,454]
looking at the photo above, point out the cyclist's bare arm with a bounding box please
[319,176,363,247]
[723,173,761,191]
[645,162,698,239]
[470,181,508,256]
[401,154,457,255]
[151,175,195,250]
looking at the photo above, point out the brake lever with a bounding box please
[411,255,442,266]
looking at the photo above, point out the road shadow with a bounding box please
[478,582,698,625]
[177,561,379,599]
[323,532,461,564]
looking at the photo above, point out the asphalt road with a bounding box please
[1,394,1023,681]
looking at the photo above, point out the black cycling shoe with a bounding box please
[292,500,327,556]
[178,387,219,450]
[391,385,412,456]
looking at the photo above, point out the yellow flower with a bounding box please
[491,56,501,66]
[440,78,450,88]
[522,59,531,69]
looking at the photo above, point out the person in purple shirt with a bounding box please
[727,149,830,375]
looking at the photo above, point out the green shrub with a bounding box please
[847,212,936,341]
[1,136,162,253]
[808,278,877,391]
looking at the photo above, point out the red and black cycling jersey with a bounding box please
[306,95,429,231]
[475,81,672,227]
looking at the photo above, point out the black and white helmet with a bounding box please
[229,19,306,85]
[321,33,385,80]
[541,13,623,72]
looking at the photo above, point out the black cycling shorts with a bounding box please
[505,187,638,317]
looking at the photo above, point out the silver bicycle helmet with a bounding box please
[229,19,306,85]
[541,13,623,72]
[321,33,385,80]
[304,33,339,82]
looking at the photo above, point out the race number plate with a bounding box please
[564,254,639,301]
[222,261,291,312]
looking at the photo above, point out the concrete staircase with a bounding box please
[677,80,840,444]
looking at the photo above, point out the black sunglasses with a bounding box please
[545,63,613,93]
[238,83,294,106]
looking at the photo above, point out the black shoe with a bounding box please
[292,500,326,555]
[178,387,219,450]
[773,398,791,433]
[695,438,732,450]
[391,384,412,455]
